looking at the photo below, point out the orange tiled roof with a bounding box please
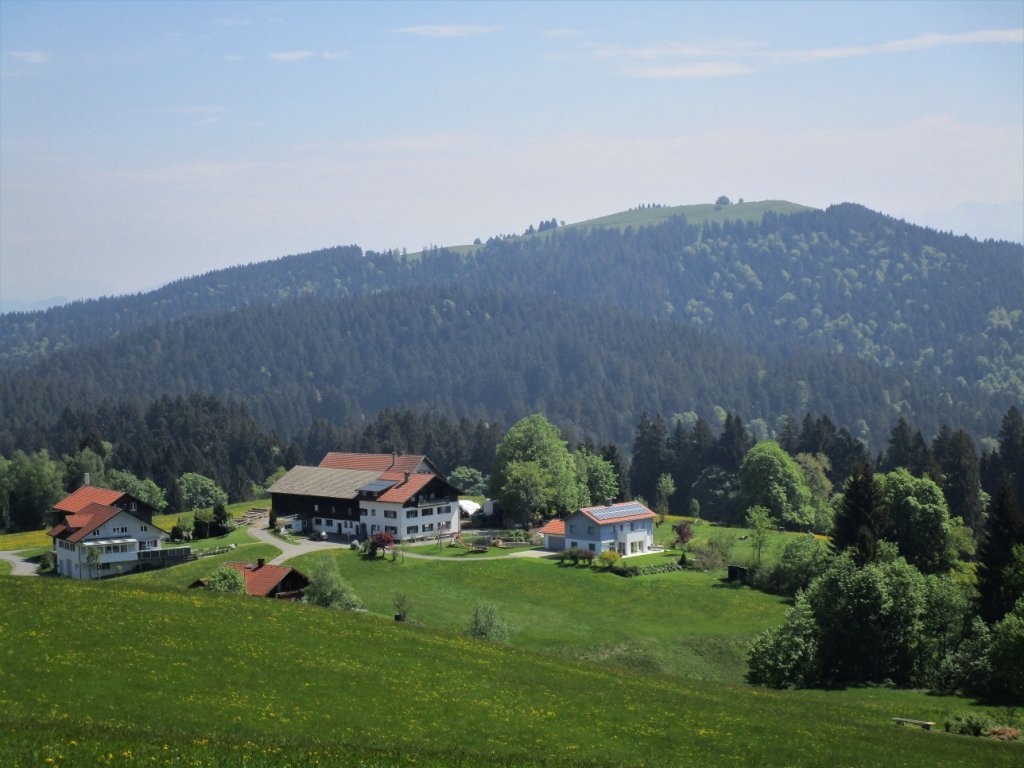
[224,561,303,597]
[537,519,565,536]
[48,502,123,543]
[319,452,429,474]
[375,471,436,503]
[54,486,124,514]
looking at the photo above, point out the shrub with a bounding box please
[944,712,994,737]
[688,541,726,572]
[579,549,595,566]
[206,566,246,594]
[393,593,412,621]
[466,602,510,643]
[599,550,621,569]
[304,560,362,610]
[37,551,55,573]
[567,547,581,565]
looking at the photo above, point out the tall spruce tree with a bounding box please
[831,464,889,566]
[933,426,984,536]
[977,480,1024,623]
[629,413,671,504]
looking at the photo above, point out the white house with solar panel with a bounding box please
[541,500,656,556]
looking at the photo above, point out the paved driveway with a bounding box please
[247,524,553,565]
[0,550,40,576]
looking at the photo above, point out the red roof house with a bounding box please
[206,560,309,599]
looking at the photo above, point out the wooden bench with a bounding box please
[892,718,935,730]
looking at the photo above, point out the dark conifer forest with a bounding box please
[1,202,1021,503]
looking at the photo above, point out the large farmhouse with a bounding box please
[47,485,183,579]
[269,453,461,542]
[541,501,656,556]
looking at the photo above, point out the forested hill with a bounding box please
[0,286,973,452]
[1,201,1021,449]
[0,200,830,369]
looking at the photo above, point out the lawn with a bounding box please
[289,547,789,683]
[0,576,1017,768]
[0,528,51,551]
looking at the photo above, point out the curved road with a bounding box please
[0,550,40,576]
[246,524,552,566]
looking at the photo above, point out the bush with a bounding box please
[751,536,832,596]
[393,593,412,621]
[304,560,362,610]
[944,712,994,737]
[37,551,55,573]
[206,566,246,594]
[579,549,595,566]
[688,541,726,572]
[466,602,510,643]
[599,550,621,569]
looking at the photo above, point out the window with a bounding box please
[141,525,148,531]
[314,504,319,512]
[130,502,137,512]
[421,507,433,516]
[587,525,595,535]
[385,526,397,534]
[588,543,596,552]
[570,541,578,549]
[407,525,419,534]
[569,524,576,533]
[423,523,434,532]
[384,510,397,519]
[406,509,418,518]
[315,518,322,526]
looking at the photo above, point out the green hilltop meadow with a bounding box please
[1,521,1020,767]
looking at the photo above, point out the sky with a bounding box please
[1,0,1022,310]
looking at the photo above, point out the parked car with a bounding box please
[311,531,327,541]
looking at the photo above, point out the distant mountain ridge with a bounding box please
[0,200,810,370]
[1,200,1020,451]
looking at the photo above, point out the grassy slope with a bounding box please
[295,549,784,682]
[416,199,814,259]
[0,576,1017,768]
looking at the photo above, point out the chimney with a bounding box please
[257,558,266,569]
[605,498,614,508]
[404,471,410,483]
[390,452,397,468]
[84,472,91,487]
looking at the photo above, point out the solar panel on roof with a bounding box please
[588,502,649,521]
[357,480,397,493]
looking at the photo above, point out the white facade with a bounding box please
[562,513,654,556]
[358,500,459,542]
[54,510,168,580]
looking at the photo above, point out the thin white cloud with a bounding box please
[270,51,316,62]
[5,51,49,64]
[211,18,252,28]
[542,28,583,39]
[597,27,1023,78]
[775,28,1024,63]
[156,105,226,116]
[625,62,755,79]
[395,25,501,38]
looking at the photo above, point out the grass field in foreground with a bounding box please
[0,577,1017,768]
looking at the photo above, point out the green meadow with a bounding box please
[0,524,1019,767]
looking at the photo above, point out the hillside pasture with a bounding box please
[0,577,1017,768]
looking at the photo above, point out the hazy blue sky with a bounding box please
[2,1,1022,309]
